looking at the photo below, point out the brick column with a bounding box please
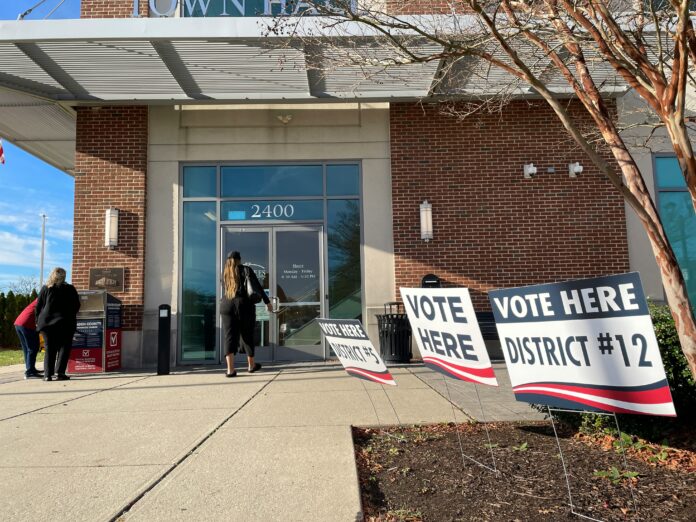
[73,106,148,331]
[81,0,148,18]
[390,101,630,310]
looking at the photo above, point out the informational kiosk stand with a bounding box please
[68,291,122,374]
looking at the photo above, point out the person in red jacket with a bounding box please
[14,299,42,379]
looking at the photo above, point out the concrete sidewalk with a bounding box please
[0,363,471,522]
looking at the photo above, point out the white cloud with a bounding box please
[0,231,70,269]
[0,207,73,242]
[0,231,42,267]
[0,202,73,239]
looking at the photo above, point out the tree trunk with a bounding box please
[599,125,696,380]
[645,220,696,378]
[516,57,696,381]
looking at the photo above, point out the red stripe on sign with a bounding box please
[514,382,672,405]
[422,356,495,378]
[515,389,676,417]
[423,357,497,386]
[345,367,396,386]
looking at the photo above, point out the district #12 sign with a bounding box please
[400,288,498,387]
[316,319,396,386]
[488,272,675,417]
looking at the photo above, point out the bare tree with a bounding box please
[8,276,39,296]
[271,0,696,377]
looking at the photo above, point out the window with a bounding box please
[327,164,360,196]
[180,202,217,361]
[221,165,323,198]
[655,156,696,312]
[183,166,216,198]
[328,199,362,321]
[180,162,363,361]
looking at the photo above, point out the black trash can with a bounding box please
[376,302,412,364]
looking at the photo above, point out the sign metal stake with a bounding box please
[474,383,498,474]
[442,375,498,474]
[361,378,382,428]
[611,412,639,515]
[360,379,403,441]
[548,407,639,522]
[381,383,403,426]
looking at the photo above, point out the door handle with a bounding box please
[271,296,280,313]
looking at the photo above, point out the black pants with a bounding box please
[221,298,256,356]
[42,326,74,377]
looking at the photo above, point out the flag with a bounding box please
[0,139,4,164]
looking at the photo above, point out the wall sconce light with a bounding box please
[523,163,537,179]
[277,114,293,125]
[568,162,583,177]
[420,200,433,242]
[105,208,119,249]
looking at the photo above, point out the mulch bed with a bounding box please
[353,422,696,521]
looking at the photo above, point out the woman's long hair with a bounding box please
[46,267,66,288]
[223,257,242,299]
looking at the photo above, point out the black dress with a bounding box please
[220,265,269,356]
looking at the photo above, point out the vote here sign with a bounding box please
[400,288,498,387]
[316,319,396,386]
[489,273,675,416]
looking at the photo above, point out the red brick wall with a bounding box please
[74,107,148,330]
[81,0,148,18]
[386,0,463,14]
[390,101,630,310]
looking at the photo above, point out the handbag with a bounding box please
[244,267,263,305]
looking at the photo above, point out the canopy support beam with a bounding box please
[151,41,212,101]
[15,43,94,99]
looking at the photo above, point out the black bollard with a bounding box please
[157,304,171,375]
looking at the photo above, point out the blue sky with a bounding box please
[0,1,81,291]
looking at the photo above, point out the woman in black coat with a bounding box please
[35,267,80,381]
[220,251,272,377]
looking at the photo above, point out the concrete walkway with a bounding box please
[0,363,472,522]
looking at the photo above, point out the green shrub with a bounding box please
[649,302,696,411]
[0,291,38,348]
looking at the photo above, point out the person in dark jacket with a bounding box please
[220,251,272,377]
[14,299,42,379]
[35,267,80,382]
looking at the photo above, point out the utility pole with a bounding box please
[39,213,47,288]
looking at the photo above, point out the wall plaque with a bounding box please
[89,268,124,293]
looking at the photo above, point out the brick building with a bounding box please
[0,1,691,368]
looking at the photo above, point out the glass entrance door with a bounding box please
[274,228,324,360]
[221,225,325,361]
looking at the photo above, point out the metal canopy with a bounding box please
[0,17,626,174]
[0,18,443,103]
[0,88,75,173]
[0,17,445,174]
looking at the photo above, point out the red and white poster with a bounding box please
[400,288,498,386]
[105,329,121,371]
[317,319,396,386]
[489,273,676,416]
[68,348,103,373]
